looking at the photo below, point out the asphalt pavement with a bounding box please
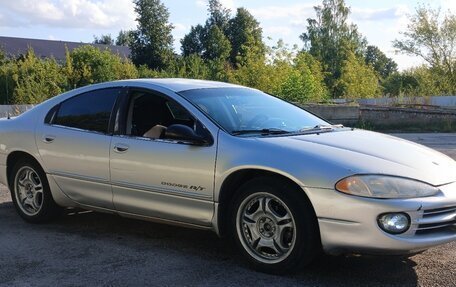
[0,133,455,286]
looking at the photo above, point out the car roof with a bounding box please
[116,78,244,93]
[24,78,247,115]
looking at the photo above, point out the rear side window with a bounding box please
[53,88,120,134]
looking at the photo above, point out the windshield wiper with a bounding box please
[231,128,290,136]
[298,124,344,133]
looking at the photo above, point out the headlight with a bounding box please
[335,175,440,199]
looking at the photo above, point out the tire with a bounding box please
[230,177,320,274]
[9,158,62,223]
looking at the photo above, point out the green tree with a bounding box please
[270,48,328,103]
[203,25,231,61]
[229,39,328,103]
[294,52,328,101]
[383,72,419,97]
[337,51,381,99]
[277,69,317,103]
[67,45,138,88]
[130,0,174,70]
[116,30,134,46]
[9,49,66,104]
[181,0,232,62]
[93,34,115,45]
[137,64,165,78]
[181,24,205,57]
[0,49,5,64]
[393,5,456,94]
[384,66,450,97]
[228,48,276,93]
[0,53,14,104]
[207,0,231,33]
[364,45,398,79]
[227,8,265,66]
[301,0,367,97]
[173,54,210,79]
[251,40,295,93]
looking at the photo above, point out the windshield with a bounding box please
[179,87,328,135]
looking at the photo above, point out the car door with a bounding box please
[109,88,217,226]
[36,88,123,209]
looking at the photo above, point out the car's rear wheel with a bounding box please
[231,177,320,274]
[10,159,61,223]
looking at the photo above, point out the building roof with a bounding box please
[0,36,130,61]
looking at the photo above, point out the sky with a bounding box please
[0,0,453,70]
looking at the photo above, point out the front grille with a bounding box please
[422,206,456,217]
[416,206,456,235]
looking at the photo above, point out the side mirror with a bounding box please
[165,124,208,145]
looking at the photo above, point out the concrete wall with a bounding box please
[359,106,456,131]
[358,95,456,108]
[302,104,360,125]
[302,104,456,131]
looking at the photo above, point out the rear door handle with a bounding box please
[42,135,55,143]
[113,144,129,153]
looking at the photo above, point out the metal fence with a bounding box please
[0,105,35,118]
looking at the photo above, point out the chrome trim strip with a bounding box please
[301,185,335,190]
[423,207,456,215]
[48,124,111,136]
[49,171,212,201]
[417,212,456,225]
[72,202,212,230]
[117,210,212,230]
[113,134,201,146]
[49,171,110,184]
[112,180,212,201]
[318,217,360,225]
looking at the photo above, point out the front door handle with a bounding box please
[42,135,55,143]
[113,144,129,153]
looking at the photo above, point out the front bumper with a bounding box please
[305,181,456,255]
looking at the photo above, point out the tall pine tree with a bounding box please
[227,8,265,66]
[181,1,265,67]
[301,0,366,97]
[130,0,174,70]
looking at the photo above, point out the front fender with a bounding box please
[214,132,353,202]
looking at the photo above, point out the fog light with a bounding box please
[378,213,410,234]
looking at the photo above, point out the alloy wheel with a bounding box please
[236,192,296,264]
[14,166,44,216]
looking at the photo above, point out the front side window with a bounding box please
[125,90,198,139]
[53,88,120,134]
[180,88,328,134]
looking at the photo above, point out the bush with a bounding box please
[66,46,138,88]
[7,50,66,104]
[336,51,381,99]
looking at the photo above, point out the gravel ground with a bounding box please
[0,133,455,287]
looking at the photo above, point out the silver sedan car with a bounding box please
[0,79,455,273]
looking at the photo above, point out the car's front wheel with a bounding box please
[231,177,320,274]
[10,159,61,223]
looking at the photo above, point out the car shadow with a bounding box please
[0,201,419,286]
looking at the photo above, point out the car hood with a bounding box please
[259,129,456,186]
